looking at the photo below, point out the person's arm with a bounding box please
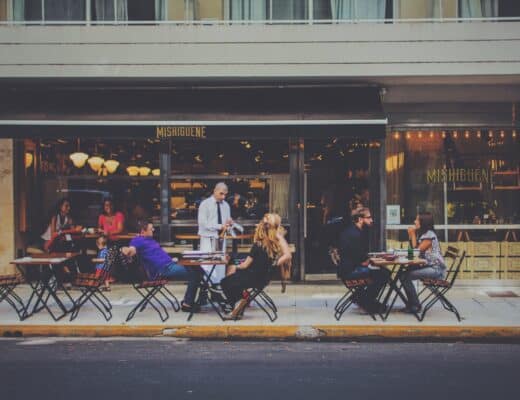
[408,226,418,248]
[121,246,137,257]
[111,212,124,235]
[276,233,292,267]
[236,256,253,270]
[49,216,58,235]
[198,200,223,233]
[418,239,432,252]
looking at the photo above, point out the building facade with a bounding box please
[1,0,519,280]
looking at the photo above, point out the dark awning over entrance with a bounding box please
[0,85,386,139]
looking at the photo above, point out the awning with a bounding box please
[0,85,387,139]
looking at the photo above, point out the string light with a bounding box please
[429,131,434,138]
[441,131,446,139]
[393,132,400,140]
[464,130,470,139]
[513,130,517,138]
[500,130,505,138]
[489,130,494,138]
[452,130,458,138]
[418,131,423,138]
[477,130,481,138]
[406,132,411,139]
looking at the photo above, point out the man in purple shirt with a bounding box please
[122,221,201,312]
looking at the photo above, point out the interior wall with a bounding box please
[0,139,15,273]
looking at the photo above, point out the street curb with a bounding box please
[2,325,520,341]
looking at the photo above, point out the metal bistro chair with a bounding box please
[223,257,282,322]
[125,258,180,323]
[69,246,120,321]
[0,272,26,320]
[330,247,380,321]
[418,246,466,322]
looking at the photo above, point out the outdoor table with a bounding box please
[10,253,79,321]
[175,233,253,253]
[83,233,138,241]
[369,256,427,321]
[178,257,229,322]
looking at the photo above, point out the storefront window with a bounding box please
[22,138,162,244]
[386,128,520,280]
[169,139,289,227]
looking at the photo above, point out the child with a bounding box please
[95,235,111,291]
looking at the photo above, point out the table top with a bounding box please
[370,257,427,267]
[11,252,80,265]
[175,234,253,240]
[83,233,138,240]
[179,258,229,266]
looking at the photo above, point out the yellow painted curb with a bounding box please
[1,325,519,340]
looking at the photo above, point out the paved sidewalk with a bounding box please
[1,282,519,340]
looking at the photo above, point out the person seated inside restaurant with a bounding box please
[401,212,447,314]
[98,198,125,236]
[219,213,292,320]
[121,220,202,313]
[337,207,390,314]
[41,198,82,251]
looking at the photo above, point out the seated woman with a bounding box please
[98,198,125,236]
[41,198,82,252]
[401,211,447,313]
[220,213,292,319]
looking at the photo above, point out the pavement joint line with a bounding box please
[1,325,520,341]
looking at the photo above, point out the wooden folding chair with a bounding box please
[69,246,119,321]
[125,262,180,323]
[334,278,378,321]
[418,246,466,322]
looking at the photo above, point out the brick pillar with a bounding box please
[0,139,15,274]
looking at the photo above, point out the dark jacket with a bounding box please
[337,223,368,278]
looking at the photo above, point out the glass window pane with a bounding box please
[313,0,332,19]
[395,0,439,19]
[193,0,223,21]
[499,0,520,17]
[228,0,268,21]
[167,0,185,20]
[272,0,307,20]
[442,0,457,17]
[14,0,43,21]
[127,0,154,20]
[459,0,498,18]
[92,0,128,21]
[0,0,7,20]
[45,0,86,21]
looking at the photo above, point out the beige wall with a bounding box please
[0,22,519,79]
[0,139,15,274]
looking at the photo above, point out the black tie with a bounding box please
[217,202,222,225]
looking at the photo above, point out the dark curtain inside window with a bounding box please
[499,0,520,16]
[127,0,154,20]
[45,0,86,20]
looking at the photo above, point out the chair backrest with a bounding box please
[443,246,466,286]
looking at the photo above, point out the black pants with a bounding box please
[339,265,391,303]
[221,270,267,306]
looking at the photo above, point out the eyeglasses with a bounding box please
[364,215,373,219]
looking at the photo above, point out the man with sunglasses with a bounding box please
[198,182,233,285]
[337,207,390,314]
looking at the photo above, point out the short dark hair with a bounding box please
[351,207,369,224]
[417,212,435,237]
[137,220,151,233]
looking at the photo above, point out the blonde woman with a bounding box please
[220,213,291,319]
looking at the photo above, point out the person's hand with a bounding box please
[121,246,130,256]
[407,226,416,237]
[225,218,234,226]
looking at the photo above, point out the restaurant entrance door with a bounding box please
[303,137,379,277]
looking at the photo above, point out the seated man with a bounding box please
[337,207,390,313]
[121,220,202,313]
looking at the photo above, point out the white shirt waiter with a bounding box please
[197,182,232,283]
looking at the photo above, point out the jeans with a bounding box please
[400,265,445,308]
[342,266,391,303]
[163,262,203,306]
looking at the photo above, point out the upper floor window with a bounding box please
[14,0,86,21]
[313,0,388,20]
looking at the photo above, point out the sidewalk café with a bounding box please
[0,86,519,282]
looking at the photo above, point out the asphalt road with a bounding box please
[0,339,518,400]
